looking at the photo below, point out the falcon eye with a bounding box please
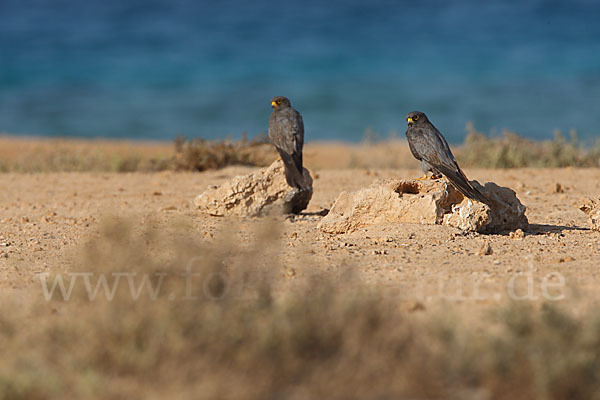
[413,115,419,121]
[276,99,282,104]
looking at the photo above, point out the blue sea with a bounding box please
[1,0,600,143]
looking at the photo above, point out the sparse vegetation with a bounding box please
[0,134,277,173]
[0,136,173,173]
[172,134,276,171]
[1,126,599,173]
[1,218,599,399]
[458,123,600,168]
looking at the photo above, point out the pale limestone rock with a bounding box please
[195,159,312,216]
[318,179,527,234]
[443,181,528,233]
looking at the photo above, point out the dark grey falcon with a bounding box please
[269,96,306,190]
[405,111,489,204]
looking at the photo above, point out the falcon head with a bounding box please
[271,96,291,110]
[406,111,429,127]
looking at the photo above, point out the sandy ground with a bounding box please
[1,162,599,309]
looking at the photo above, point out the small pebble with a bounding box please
[510,229,525,239]
[479,241,493,256]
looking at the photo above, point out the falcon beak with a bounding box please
[271,101,277,108]
[407,117,413,124]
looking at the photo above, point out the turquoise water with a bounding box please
[1,0,600,142]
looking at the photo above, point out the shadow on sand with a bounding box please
[526,223,589,234]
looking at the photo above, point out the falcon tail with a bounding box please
[439,166,491,205]
[278,151,306,190]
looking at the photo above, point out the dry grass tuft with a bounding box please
[172,134,277,171]
[458,123,600,168]
[0,218,599,398]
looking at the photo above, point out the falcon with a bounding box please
[268,96,306,190]
[405,111,489,204]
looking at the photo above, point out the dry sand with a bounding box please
[1,147,599,308]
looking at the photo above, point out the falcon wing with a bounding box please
[409,126,450,169]
[269,109,304,172]
[413,126,489,204]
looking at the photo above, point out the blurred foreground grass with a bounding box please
[0,125,599,172]
[1,218,599,399]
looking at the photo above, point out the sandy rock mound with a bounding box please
[579,198,600,231]
[194,159,312,217]
[318,179,527,234]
